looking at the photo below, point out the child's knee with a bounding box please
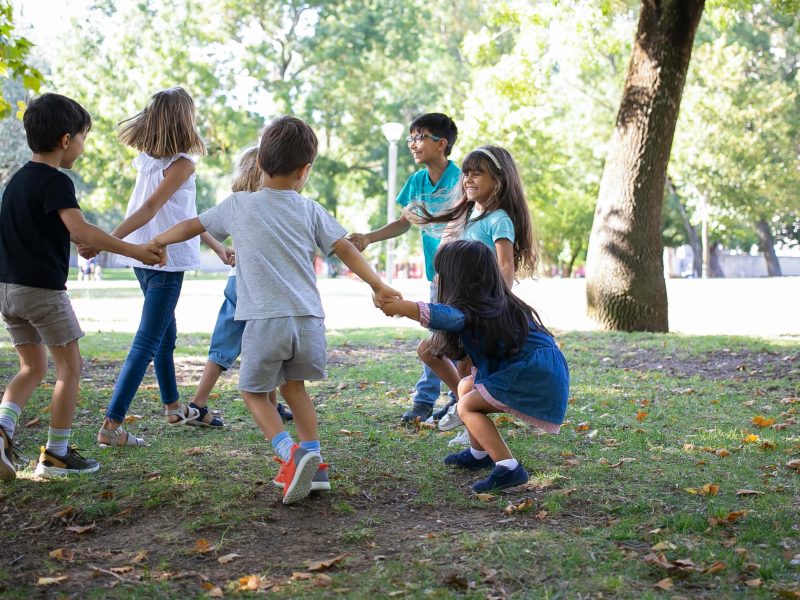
[457,376,474,398]
[416,339,431,362]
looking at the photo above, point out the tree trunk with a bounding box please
[755,219,782,277]
[667,177,702,277]
[585,0,705,332]
[708,242,724,278]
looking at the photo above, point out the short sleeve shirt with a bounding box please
[461,208,515,253]
[396,160,461,281]
[0,162,81,290]
[199,188,347,321]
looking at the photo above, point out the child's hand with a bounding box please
[137,243,165,266]
[348,233,369,252]
[380,298,407,317]
[224,247,236,267]
[76,243,99,259]
[371,283,402,308]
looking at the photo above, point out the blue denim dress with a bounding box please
[418,302,569,432]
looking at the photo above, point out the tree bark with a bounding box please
[585,0,705,332]
[755,218,782,276]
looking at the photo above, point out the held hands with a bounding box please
[76,243,99,259]
[371,283,402,309]
[379,297,408,317]
[136,243,165,266]
[348,233,369,252]
[215,245,235,267]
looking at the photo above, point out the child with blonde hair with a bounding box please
[96,87,230,448]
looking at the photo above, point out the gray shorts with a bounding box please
[238,316,326,393]
[0,283,84,346]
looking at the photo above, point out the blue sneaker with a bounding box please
[471,464,529,493]
[277,403,293,422]
[444,448,494,471]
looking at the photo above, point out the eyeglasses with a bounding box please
[406,133,443,145]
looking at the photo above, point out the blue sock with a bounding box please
[271,431,295,461]
[300,440,322,461]
[46,427,71,456]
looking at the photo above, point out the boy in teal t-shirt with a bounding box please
[349,113,460,423]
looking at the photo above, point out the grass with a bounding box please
[0,327,798,598]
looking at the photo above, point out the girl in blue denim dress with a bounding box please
[380,240,569,492]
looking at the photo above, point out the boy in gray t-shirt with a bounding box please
[152,116,400,504]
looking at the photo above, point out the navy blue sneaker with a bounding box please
[401,402,433,424]
[444,448,494,471]
[277,403,293,422]
[471,463,529,493]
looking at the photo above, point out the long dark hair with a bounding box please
[429,240,550,360]
[413,145,537,277]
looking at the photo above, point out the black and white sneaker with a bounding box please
[34,446,100,478]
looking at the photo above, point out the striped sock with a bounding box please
[0,402,21,439]
[46,427,71,457]
[300,440,322,461]
[271,431,295,461]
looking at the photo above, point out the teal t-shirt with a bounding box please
[396,160,461,281]
[461,208,515,252]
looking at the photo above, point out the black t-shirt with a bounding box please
[0,161,81,290]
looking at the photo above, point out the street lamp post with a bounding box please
[381,122,405,284]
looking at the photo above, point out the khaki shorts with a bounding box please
[238,316,326,393]
[0,283,84,346]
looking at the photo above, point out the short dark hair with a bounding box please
[258,115,318,177]
[23,93,92,153]
[410,113,458,156]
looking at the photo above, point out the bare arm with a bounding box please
[112,157,195,239]
[59,208,163,265]
[150,217,207,248]
[348,211,412,251]
[200,231,234,265]
[495,238,515,288]
[330,237,402,304]
[380,298,420,321]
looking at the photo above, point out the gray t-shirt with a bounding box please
[199,188,347,321]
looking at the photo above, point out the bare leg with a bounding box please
[2,343,48,413]
[191,360,224,408]
[47,341,83,431]
[417,338,460,396]
[242,391,285,440]
[279,380,317,442]
[458,382,512,462]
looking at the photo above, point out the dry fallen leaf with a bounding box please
[735,489,764,496]
[475,493,495,502]
[51,507,75,520]
[24,417,41,427]
[705,561,727,574]
[503,498,533,515]
[131,551,149,564]
[292,572,314,580]
[307,552,349,572]
[186,447,203,456]
[100,490,114,500]
[636,411,648,422]
[752,415,776,428]
[193,538,215,554]
[201,581,224,597]
[743,434,760,443]
[66,523,96,534]
[48,548,75,561]
[686,484,719,496]
[651,541,677,551]
[715,449,731,458]
[787,460,800,471]
[123,414,144,424]
[110,566,133,574]
[653,578,673,591]
[574,422,590,432]
[745,578,763,588]
[36,576,69,586]
[238,575,270,591]
[218,553,241,564]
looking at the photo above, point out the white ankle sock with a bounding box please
[0,402,21,439]
[469,447,488,460]
[496,458,518,470]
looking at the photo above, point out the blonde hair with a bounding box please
[231,146,262,192]
[118,87,206,158]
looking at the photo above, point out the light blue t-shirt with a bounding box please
[396,160,461,281]
[461,208,515,252]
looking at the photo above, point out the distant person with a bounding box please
[379,241,569,492]
[0,93,162,481]
[93,87,230,449]
[150,115,401,504]
[187,146,293,429]
[349,113,460,424]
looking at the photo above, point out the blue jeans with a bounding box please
[413,282,455,407]
[208,275,244,370]
[105,268,184,422]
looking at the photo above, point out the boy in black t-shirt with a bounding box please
[0,93,163,481]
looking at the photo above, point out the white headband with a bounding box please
[474,147,502,170]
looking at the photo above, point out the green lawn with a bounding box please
[0,328,798,598]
